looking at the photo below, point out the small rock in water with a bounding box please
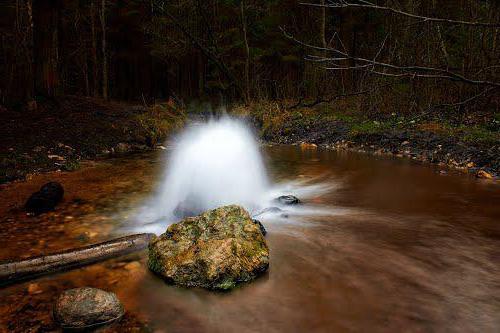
[25,182,64,215]
[53,287,124,330]
[252,219,267,236]
[149,205,269,290]
[274,195,300,205]
[300,142,317,149]
[476,170,494,179]
[27,283,43,295]
[124,261,142,271]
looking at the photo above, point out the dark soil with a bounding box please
[0,96,173,184]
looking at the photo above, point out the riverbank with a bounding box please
[234,102,499,179]
[0,96,185,184]
[1,97,498,184]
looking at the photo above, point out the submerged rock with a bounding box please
[53,287,124,330]
[173,197,204,219]
[25,182,64,215]
[148,205,269,290]
[253,206,289,219]
[253,206,283,217]
[274,195,300,205]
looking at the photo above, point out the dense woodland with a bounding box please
[1,0,500,119]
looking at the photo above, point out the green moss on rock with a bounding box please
[148,205,269,290]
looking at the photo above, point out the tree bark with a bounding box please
[320,0,327,50]
[240,0,250,103]
[100,0,108,99]
[33,0,60,98]
[90,0,99,97]
[163,9,244,99]
[0,233,154,286]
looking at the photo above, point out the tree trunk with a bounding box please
[100,0,108,99]
[240,0,251,103]
[90,0,99,97]
[0,233,154,286]
[33,0,60,98]
[320,0,327,50]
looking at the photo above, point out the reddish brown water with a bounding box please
[1,146,499,332]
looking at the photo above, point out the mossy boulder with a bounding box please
[148,205,269,290]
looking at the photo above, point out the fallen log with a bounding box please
[0,233,155,287]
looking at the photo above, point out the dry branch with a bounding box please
[302,0,500,28]
[0,233,154,286]
[288,83,393,109]
[282,28,500,88]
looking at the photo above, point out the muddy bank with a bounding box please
[0,96,184,184]
[260,117,499,179]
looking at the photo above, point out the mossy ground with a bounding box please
[231,101,499,175]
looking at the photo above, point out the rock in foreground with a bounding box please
[53,287,124,330]
[148,205,269,290]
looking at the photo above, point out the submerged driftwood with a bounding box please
[0,233,154,286]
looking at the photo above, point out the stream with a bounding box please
[0,146,499,332]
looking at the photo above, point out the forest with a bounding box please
[1,1,500,332]
[2,0,499,106]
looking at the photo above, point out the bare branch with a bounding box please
[436,86,499,108]
[281,28,500,87]
[302,0,500,28]
[287,83,394,109]
[410,86,499,121]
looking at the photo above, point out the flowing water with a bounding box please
[0,125,499,332]
[133,118,341,234]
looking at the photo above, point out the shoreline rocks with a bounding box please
[476,169,494,179]
[262,118,498,179]
[148,205,269,290]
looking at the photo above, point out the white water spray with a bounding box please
[151,117,269,220]
[132,117,343,234]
